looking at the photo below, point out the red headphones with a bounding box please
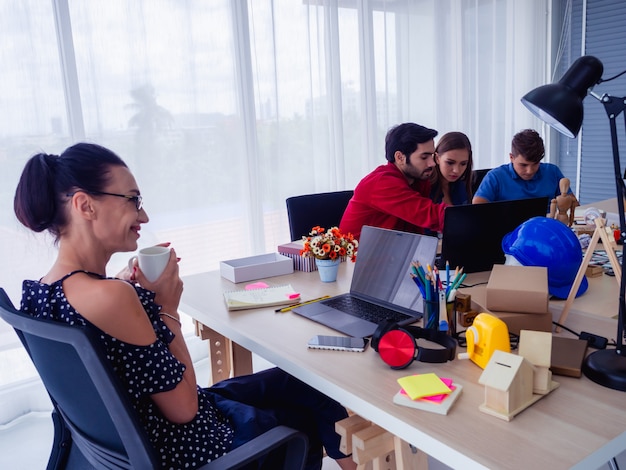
[371,320,457,369]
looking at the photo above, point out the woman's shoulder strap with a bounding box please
[60,270,105,282]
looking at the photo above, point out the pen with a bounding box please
[438,288,448,332]
[275,295,331,312]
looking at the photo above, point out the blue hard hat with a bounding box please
[502,216,587,299]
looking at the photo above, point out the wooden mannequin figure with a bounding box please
[549,177,578,226]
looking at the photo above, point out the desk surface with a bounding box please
[182,263,626,469]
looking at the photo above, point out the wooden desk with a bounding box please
[182,263,626,469]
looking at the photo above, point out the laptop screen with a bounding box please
[351,226,439,314]
[440,197,549,273]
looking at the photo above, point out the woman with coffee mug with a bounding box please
[14,143,356,470]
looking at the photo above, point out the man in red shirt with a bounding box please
[340,122,447,239]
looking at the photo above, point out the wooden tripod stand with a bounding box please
[556,217,622,330]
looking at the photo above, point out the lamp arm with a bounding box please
[597,93,626,353]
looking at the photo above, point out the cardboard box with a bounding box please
[486,265,549,314]
[466,280,552,335]
[490,310,553,335]
[220,253,293,283]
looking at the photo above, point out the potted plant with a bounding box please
[300,226,358,282]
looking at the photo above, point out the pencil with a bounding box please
[275,295,331,312]
[450,273,467,292]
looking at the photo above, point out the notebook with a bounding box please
[292,225,439,338]
[439,197,549,273]
[223,284,300,310]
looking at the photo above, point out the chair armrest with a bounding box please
[200,425,308,470]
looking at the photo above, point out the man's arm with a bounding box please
[367,176,447,232]
[472,195,490,204]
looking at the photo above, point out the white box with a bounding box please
[220,253,294,283]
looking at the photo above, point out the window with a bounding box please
[552,0,626,204]
[0,0,550,419]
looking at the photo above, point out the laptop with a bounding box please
[292,225,439,338]
[439,197,549,273]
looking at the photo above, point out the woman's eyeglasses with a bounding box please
[66,190,143,211]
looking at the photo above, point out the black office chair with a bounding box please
[471,168,492,195]
[0,288,308,470]
[286,190,354,241]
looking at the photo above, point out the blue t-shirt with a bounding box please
[475,163,567,206]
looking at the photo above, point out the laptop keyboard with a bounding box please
[324,296,415,324]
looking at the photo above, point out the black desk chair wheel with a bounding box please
[0,288,308,469]
[286,190,354,241]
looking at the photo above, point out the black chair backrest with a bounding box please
[286,190,354,241]
[471,168,492,195]
[0,288,158,469]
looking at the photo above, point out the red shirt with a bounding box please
[340,162,447,239]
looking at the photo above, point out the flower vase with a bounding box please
[315,258,341,282]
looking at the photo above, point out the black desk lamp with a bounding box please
[521,55,626,391]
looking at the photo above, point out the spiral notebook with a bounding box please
[223,284,300,311]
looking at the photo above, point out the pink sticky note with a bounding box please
[287,292,300,299]
[420,382,456,403]
[245,282,269,290]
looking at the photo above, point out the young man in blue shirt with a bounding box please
[472,129,577,209]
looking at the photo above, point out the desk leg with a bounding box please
[232,341,253,377]
[194,320,253,386]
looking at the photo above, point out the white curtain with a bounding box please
[0,0,548,422]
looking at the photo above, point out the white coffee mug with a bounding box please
[129,246,170,282]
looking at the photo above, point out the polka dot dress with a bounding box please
[21,271,234,469]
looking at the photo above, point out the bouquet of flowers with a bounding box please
[300,226,358,262]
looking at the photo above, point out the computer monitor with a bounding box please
[440,197,549,273]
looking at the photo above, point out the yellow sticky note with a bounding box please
[397,373,452,400]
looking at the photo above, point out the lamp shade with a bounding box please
[521,56,604,138]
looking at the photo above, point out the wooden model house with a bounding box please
[478,350,535,421]
[518,330,553,394]
[478,344,559,421]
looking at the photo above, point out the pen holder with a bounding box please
[423,299,439,330]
